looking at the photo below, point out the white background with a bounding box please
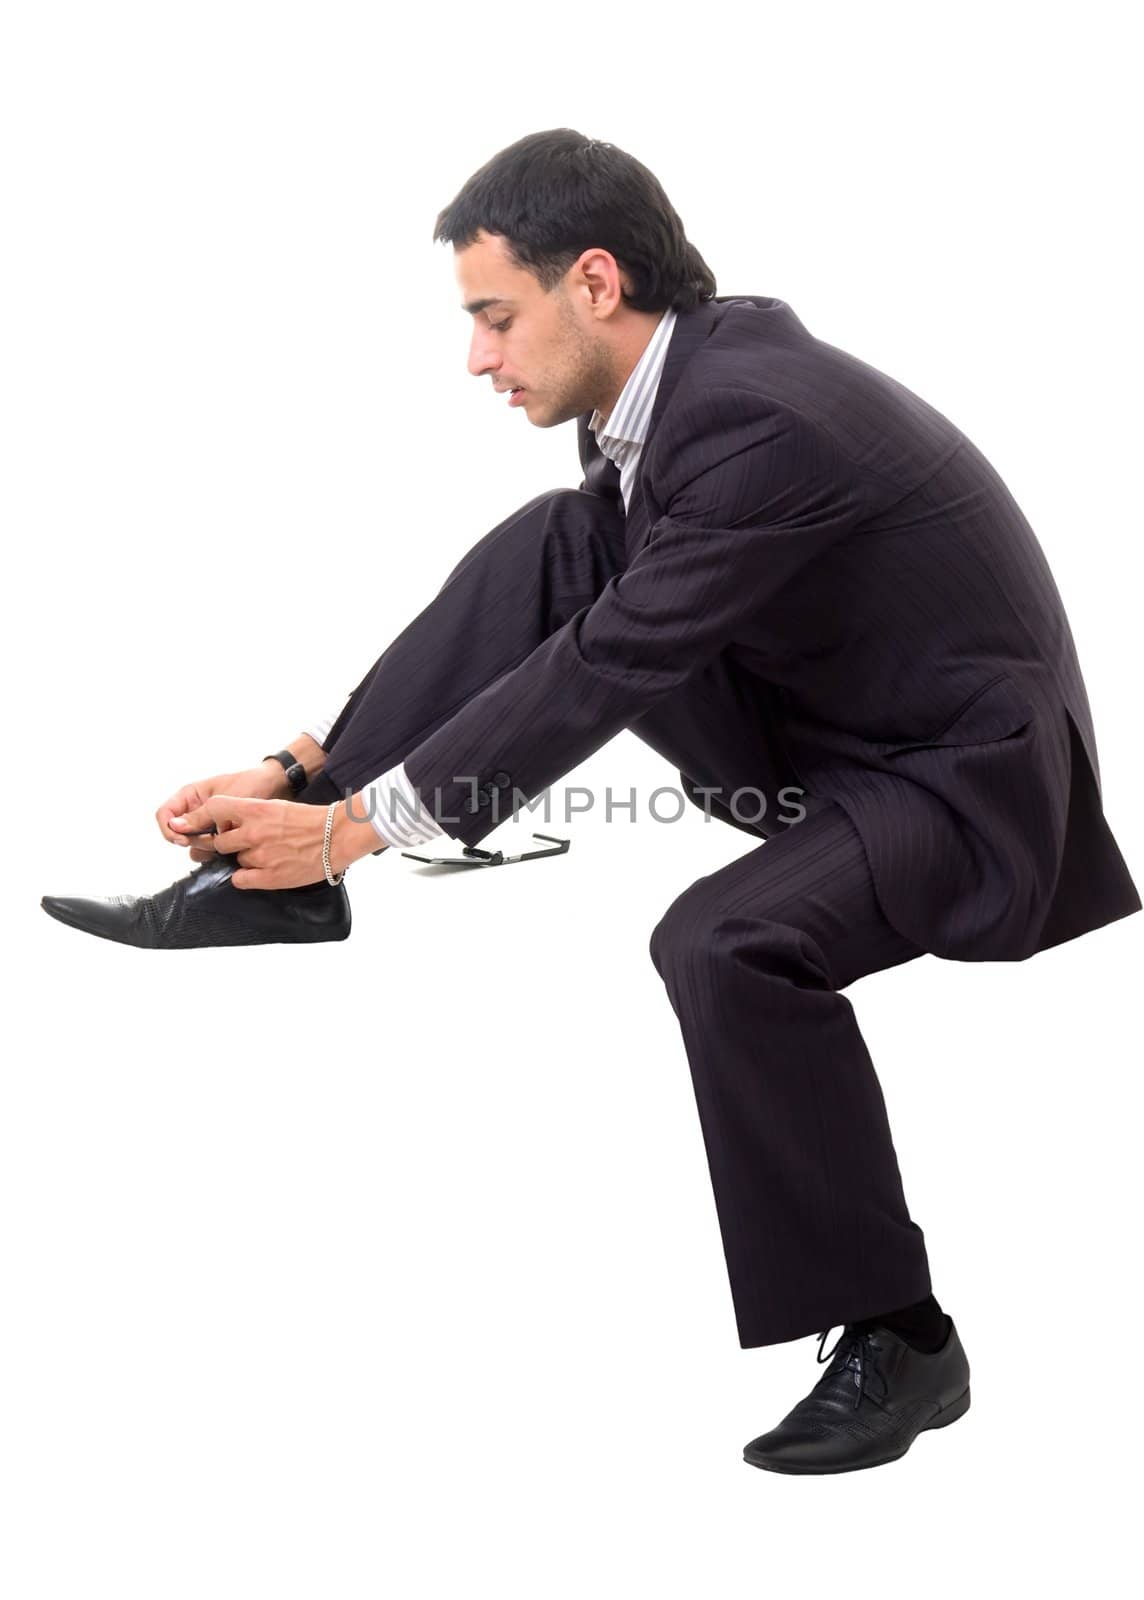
[3,3,1141,1595]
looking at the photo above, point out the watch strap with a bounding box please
[263,749,307,796]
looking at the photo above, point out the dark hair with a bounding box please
[432,129,716,314]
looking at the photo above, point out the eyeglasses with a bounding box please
[401,832,570,868]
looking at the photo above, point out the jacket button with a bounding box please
[477,789,491,807]
[491,770,511,788]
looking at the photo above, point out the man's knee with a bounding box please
[648,880,721,978]
[437,487,622,603]
[547,486,626,544]
[649,883,832,991]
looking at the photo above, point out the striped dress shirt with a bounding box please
[305,304,679,849]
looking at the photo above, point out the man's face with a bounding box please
[456,229,622,428]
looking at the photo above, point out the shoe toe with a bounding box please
[41,893,97,929]
[742,1432,774,1465]
[743,1428,805,1471]
[41,892,142,944]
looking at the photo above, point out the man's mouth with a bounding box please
[507,386,526,407]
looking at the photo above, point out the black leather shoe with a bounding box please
[41,851,351,949]
[743,1319,971,1475]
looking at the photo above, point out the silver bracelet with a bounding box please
[322,799,345,886]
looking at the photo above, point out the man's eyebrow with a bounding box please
[463,296,515,315]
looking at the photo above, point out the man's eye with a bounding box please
[489,319,511,332]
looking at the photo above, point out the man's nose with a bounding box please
[467,329,501,379]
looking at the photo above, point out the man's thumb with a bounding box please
[171,807,209,833]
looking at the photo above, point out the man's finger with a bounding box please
[204,794,258,822]
[230,866,270,891]
[158,795,198,842]
[171,805,211,834]
[213,827,252,855]
[172,794,253,835]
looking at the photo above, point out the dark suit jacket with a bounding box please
[403,294,1140,961]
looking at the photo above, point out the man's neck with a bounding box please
[595,310,666,433]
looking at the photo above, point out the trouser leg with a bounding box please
[301,489,627,801]
[647,792,932,1348]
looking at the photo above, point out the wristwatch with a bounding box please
[263,748,307,796]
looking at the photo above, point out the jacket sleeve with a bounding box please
[403,391,872,846]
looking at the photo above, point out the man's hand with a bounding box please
[157,764,288,861]
[170,793,382,888]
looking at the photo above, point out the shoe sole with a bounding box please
[40,895,350,948]
[742,1385,971,1475]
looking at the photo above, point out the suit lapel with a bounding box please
[622,298,723,557]
[575,411,623,504]
[576,296,800,560]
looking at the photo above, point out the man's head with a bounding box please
[433,130,716,428]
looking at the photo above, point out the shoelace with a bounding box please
[815,1326,890,1410]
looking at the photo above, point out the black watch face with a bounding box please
[287,761,305,792]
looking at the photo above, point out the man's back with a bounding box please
[644,296,1092,757]
[597,294,1140,960]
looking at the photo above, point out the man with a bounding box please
[42,129,1141,1474]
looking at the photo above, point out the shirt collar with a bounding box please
[588,306,678,463]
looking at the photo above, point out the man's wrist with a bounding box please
[329,792,388,874]
[260,735,328,800]
[289,734,328,781]
[259,758,293,799]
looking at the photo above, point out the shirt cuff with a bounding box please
[303,710,339,747]
[362,761,448,849]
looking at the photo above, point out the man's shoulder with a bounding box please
[647,299,962,501]
[650,299,820,447]
[644,359,811,501]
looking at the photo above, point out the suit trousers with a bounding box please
[307,488,935,1347]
